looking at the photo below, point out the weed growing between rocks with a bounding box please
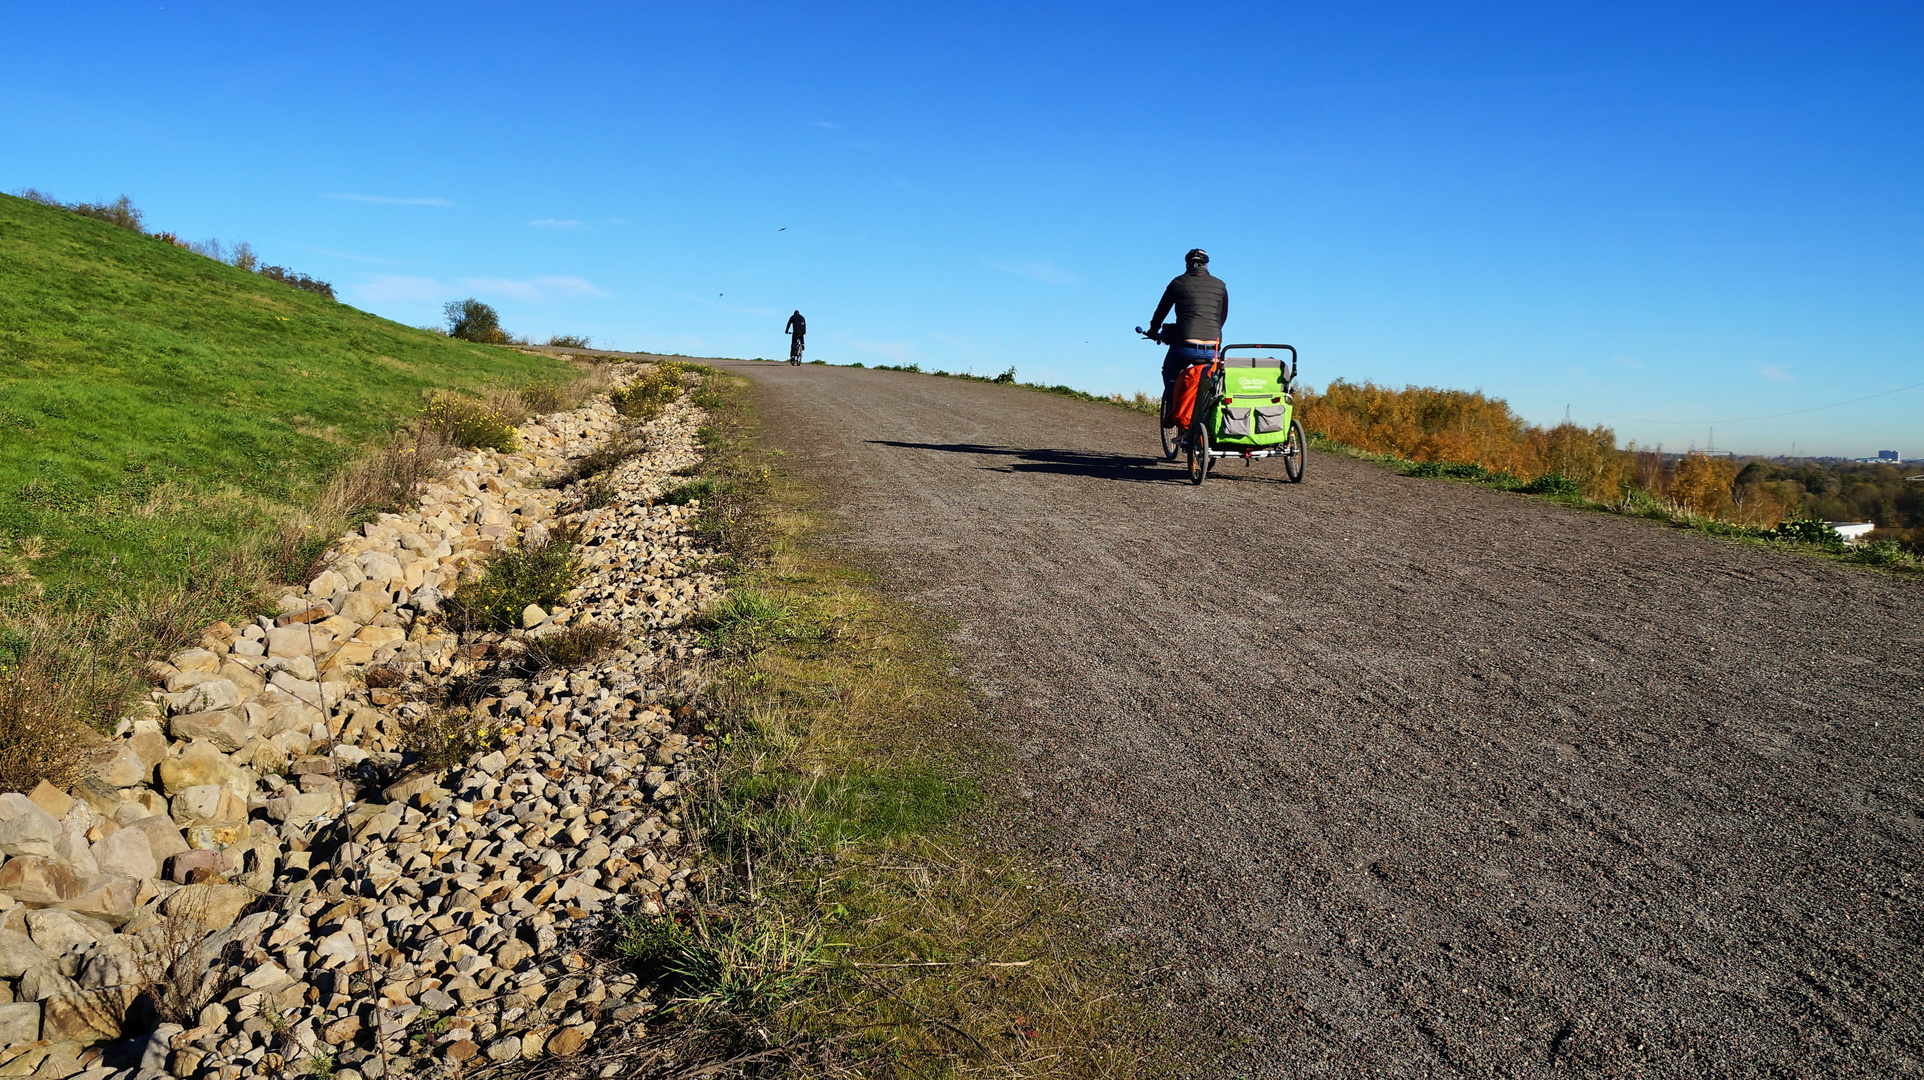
[609,364,694,421]
[444,531,586,632]
[423,392,523,453]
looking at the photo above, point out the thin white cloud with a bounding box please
[344,275,446,305]
[983,258,1076,285]
[1610,355,1646,370]
[813,121,840,130]
[304,247,393,264]
[530,219,586,230]
[848,339,916,363]
[1758,364,1795,383]
[321,193,454,206]
[461,276,607,302]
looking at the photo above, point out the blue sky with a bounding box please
[3,1,1919,456]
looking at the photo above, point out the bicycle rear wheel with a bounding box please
[1187,425,1211,485]
[1283,419,1306,483]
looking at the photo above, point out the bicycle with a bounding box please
[788,334,805,365]
[1137,326,1305,485]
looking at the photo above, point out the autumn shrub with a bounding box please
[1670,453,1738,517]
[545,334,592,348]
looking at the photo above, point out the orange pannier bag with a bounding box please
[1172,361,1212,431]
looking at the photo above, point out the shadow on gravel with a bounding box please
[867,440,1182,484]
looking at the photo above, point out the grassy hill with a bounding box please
[0,191,575,608]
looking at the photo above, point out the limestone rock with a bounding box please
[25,784,73,822]
[0,1001,39,1046]
[167,649,220,675]
[338,592,386,624]
[265,627,332,659]
[24,910,105,954]
[119,817,188,865]
[161,884,254,929]
[57,878,139,928]
[89,829,155,882]
[85,744,149,794]
[156,744,247,796]
[163,680,240,716]
[0,802,63,859]
[0,858,82,906]
[167,711,248,752]
[0,930,49,978]
[39,987,137,1044]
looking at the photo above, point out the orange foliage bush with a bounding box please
[1295,380,1793,525]
[1297,380,1632,499]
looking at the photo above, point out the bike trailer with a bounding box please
[1207,348,1296,448]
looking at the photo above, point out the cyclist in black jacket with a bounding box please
[785,310,806,363]
[1149,249,1227,393]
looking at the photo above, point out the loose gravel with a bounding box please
[721,360,1923,1080]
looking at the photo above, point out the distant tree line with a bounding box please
[10,188,336,300]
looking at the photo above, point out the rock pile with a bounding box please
[0,366,724,1079]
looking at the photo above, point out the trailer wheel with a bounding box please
[1284,419,1306,483]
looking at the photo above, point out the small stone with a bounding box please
[322,1013,362,1044]
[546,1023,594,1057]
[484,1037,520,1063]
[443,1040,478,1062]
[521,605,548,629]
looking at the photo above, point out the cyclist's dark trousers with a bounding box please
[789,335,804,359]
[1161,341,1217,403]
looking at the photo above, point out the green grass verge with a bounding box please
[616,367,1163,1077]
[0,191,577,607]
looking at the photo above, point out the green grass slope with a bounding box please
[0,192,574,604]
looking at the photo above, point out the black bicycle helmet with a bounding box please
[1185,247,1209,265]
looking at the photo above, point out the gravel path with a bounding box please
[716,360,1923,1079]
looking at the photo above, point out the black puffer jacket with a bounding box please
[1150,268,1227,342]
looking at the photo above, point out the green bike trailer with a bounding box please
[1184,343,1307,485]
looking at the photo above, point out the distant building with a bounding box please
[1826,522,1877,545]
[1878,450,1899,461]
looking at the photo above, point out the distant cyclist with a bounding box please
[1148,249,1227,398]
[785,310,806,364]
